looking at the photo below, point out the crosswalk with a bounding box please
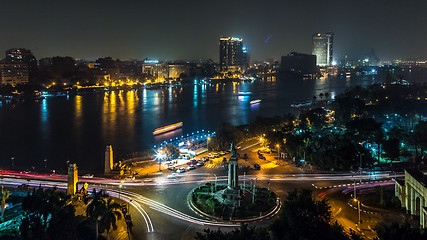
[204,164,221,169]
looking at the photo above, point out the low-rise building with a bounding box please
[395,169,427,228]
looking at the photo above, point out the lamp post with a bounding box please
[359,153,364,183]
[276,144,280,162]
[243,172,246,190]
[207,137,211,150]
[11,157,14,169]
[213,174,217,193]
[353,198,361,224]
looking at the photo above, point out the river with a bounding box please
[0,67,425,173]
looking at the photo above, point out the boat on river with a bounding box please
[153,122,183,135]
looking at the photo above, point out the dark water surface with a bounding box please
[0,69,424,173]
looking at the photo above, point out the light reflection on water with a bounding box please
[0,72,424,172]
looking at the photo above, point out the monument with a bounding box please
[105,145,113,174]
[223,143,241,206]
[67,163,78,195]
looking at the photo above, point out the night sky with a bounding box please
[0,0,426,61]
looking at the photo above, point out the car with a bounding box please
[258,154,266,160]
[167,165,176,171]
[219,151,225,156]
[187,165,196,171]
[254,164,261,170]
[187,160,197,165]
[167,173,178,178]
[176,167,186,173]
[196,161,204,167]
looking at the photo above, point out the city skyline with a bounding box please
[0,1,426,61]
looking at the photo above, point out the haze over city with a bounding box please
[1,0,426,60]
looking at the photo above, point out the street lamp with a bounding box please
[11,157,14,169]
[276,144,280,162]
[354,198,361,224]
[213,174,217,193]
[359,153,364,183]
[207,137,211,150]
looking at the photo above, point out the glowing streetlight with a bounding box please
[207,137,211,150]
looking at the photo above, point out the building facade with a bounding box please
[395,169,427,228]
[1,48,36,85]
[280,52,317,75]
[219,37,246,73]
[312,32,334,67]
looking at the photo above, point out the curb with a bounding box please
[187,188,281,223]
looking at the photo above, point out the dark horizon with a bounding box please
[0,0,426,61]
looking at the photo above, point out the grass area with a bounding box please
[191,184,278,220]
[232,187,277,219]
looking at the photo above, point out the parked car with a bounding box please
[187,165,196,171]
[176,167,186,173]
[167,165,176,171]
[196,161,204,167]
[187,159,197,165]
[254,164,261,170]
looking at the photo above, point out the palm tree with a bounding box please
[98,198,123,240]
[0,186,10,222]
[319,93,324,103]
[312,96,317,106]
[324,92,329,102]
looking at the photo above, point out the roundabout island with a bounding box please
[189,144,280,221]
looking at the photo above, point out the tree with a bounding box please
[375,221,427,240]
[319,93,324,103]
[413,121,427,157]
[195,224,270,240]
[324,92,329,102]
[160,144,180,161]
[270,189,353,240]
[209,123,243,150]
[96,198,123,240]
[382,138,400,164]
[0,186,10,222]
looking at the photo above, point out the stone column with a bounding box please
[411,187,415,215]
[67,163,78,195]
[105,145,113,174]
[405,184,412,212]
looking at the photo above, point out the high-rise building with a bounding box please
[1,48,36,85]
[280,52,317,75]
[312,32,334,67]
[219,37,246,73]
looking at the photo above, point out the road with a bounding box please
[0,166,400,240]
[0,143,403,239]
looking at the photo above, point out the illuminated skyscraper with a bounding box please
[312,32,334,67]
[219,37,246,72]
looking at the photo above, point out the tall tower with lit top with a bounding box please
[105,145,113,174]
[67,163,78,195]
